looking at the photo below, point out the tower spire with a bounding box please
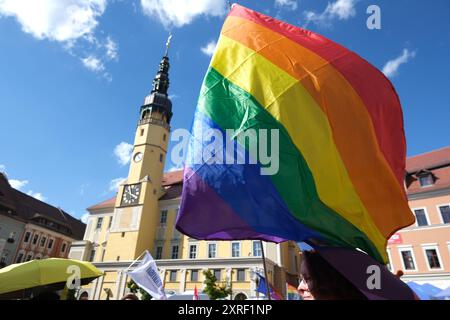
[140,37,173,125]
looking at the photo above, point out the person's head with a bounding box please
[121,293,139,300]
[31,291,60,300]
[298,250,367,300]
[78,291,89,300]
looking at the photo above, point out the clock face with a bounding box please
[121,183,141,206]
[133,152,143,163]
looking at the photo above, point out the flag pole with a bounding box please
[123,250,146,274]
[260,240,271,300]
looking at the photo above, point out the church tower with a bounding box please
[104,40,173,262]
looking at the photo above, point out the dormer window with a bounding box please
[7,232,16,243]
[417,171,435,187]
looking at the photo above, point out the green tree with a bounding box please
[202,269,232,300]
[126,280,153,300]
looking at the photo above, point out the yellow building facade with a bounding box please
[69,51,302,300]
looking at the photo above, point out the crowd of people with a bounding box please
[28,249,413,300]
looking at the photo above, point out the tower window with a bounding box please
[140,129,145,136]
[121,232,125,238]
[96,217,103,230]
[159,154,163,162]
[163,134,166,141]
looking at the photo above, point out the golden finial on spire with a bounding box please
[165,33,173,57]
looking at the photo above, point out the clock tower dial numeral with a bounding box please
[120,183,142,207]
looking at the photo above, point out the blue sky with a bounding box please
[0,0,449,222]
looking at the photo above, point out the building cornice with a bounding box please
[87,208,115,215]
[93,257,275,271]
[401,273,450,281]
[408,187,450,200]
[397,224,450,233]
[158,197,181,207]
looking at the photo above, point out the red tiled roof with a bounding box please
[0,173,86,239]
[407,165,450,195]
[0,173,18,212]
[406,146,450,173]
[87,196,117,211]
[162,169,183,186]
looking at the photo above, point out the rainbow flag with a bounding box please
[175,4,414,263]
[256,274,283,300]
[287,283,300,300]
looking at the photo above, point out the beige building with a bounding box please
[387,146,450,289]
[69,52,302,300]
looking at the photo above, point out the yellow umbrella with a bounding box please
[0,258,103,299]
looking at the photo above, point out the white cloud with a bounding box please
[27,191,46,201]
[0,0,119,79]
[81,55,105,72]
[275,0,298,11]
[105,36,118,61]
[114,142,133,166]
[109,177,126,192]
[0,0,107,42]
[140,0,227,28]
[1,165,47,201]
[382,49,416,78]
[80,212,90,223]
[304,0,357,28]
[168,163,184,172]
[9,179,29,190]
[201,40,217,57]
